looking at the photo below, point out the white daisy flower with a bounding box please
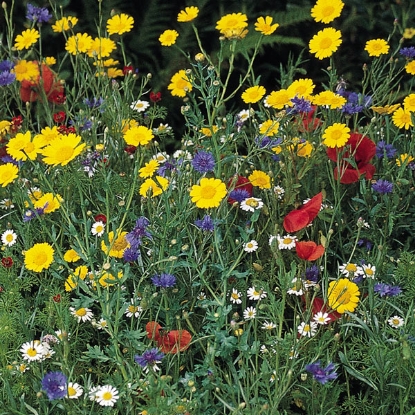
[130,99,150,112]
[0,198,14,209]
[124,301,143,318]
[16,363,29,373]
[287,277,304,296]
[277,234,297,250]
[261,321,277,330]
[273,185,285,200]
[197,291,206,301]
[88,386,100,401]
[237,109,252,122]
[1,229,17,246]
[362,264,376,279]
[152,152,169,163]
[92,318,108,330]
[95,385,119,407]
[20,340,46,362]
[153,123,172,135]
[67,382,83,399]
[247,286,267,301]
[91,221,105,237]
[240,197,264,212]
[243,306,257,320]
[173,150,192,160]
[388,315,404,328]
[70,307,94,322]
[338,263,363,277]
[243,240,258,252]
[313,311,331,325]
[229,288,242,304]
[297,321,318,337]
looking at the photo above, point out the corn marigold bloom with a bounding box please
[190,177,227,208]
[99,270,123,288]
[7,131,41,161]
[107,13,134,35]
[405,61,415,75]
[34,193,62,214]
[24,242,54,272]
[52,16,78,32]
[159,29,179,46]
[1,230,17,247]
[255,16,279,35]
[65,33,93,55]
[365,39,390,57]
[287,78,315,99]
[41,133,86,166]
[168,69,192,97]
[67,382,83,399]
[63,249,80,263]
[311,0,344,23]
[65,265,88,292]
[12,60,39,82]
[322,123,350,148]
[241,85,266,104]
[248,170,271,189]
[396,153,414,166]
[216,13,248,39]
[259,119,279,136]
[101,231,130,258]
[124,125,154,147]
[403,94,415,112]
[177,6,199,22]
[312,90,347,108]
[309,28,342,60]
[14,28,39,50]
[0,163,18,187]
[139,160,159,178]
[264,89,292,109]
[328,278,360,313]
[392,107,413,129]
[139,176,169,198]
[87,37,116,58]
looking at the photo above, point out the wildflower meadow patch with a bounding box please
[1,1,415,414]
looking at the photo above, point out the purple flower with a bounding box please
[26,4,52,23]
[123,247,140,262]
[126,217,151,247]
[374,283,402,297]
[151,273,176,288]
[400,47,415,59]
[372,179,393,194]
[84,96,105,112]
[41,371,67,400]
[290,96,312,113]
[23,206,46,222]
[255,136,281,148]
[228,188,250,203]
[0,70,15,86]
[304,265,320,283]
[135,348,164,369]
[195,215,215,232]
[357,238,373,251]
[341,102,364,115]
[192,151,215,173]
[0,60,14,72]
[305,361,337,385]
[157,160,177,177]
[376,141,397,159]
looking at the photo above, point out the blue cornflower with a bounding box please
[374,282,402,297]
[26,4,52,23]
[123,247,140,262]
[157,160,177,177]
[228,188,250,204]
[126,217,151,247]
[194,215,215,232]
[135,348,164,371]
[341,102,363,115]
[151,273,176,288]
[0,60,14,72]
[255,136,282,148]
[357,238,373,251]
[23,206,46,222]
[290,96,312,113]
[372,179,393,194]
[400,47,415,59]
[305,361,338,385]
[304,264,320,283]
[376,141,397,159]
[0,70,15,86]
[84,96,105,112]
[191,151,215,173]
[41,371,67,400]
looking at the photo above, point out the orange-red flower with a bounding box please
[296,241,325,261]
[283,192,322,233]
[310,296,341,322]
[146,321,192,354]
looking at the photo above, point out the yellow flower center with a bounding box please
[365,268,374,276]
[345,263,357,272]
[176,79,188,89]
[322,6,335,17]
[58,146,75,161]
[95,225,104,233]
[75,308,87,317]
[247,243,254,249]
[112,237,128,251]
[5,234,14,242]
[320,38,333,49]
[283,238,293,245]
[128,305,138,313]
[303,324,311,332]
[34,252,48,265]
[334,289,351,305]
[246,198,259,207]
[27,348,38,357]
[201,185,216,199]
[391,318,400,326]
[24,142,35,153]
[231,293,239,300]
[68,386,76,396]
[102,391,113,401]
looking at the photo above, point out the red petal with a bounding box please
[146,321,162,341]
[311,297,341,322]
[296,241,325,261]
[158,330,192,354]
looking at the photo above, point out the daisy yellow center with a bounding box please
[176,79,188,89]
[201,185,216,199]
[247,243,254,249]
[113,238,128,251]
[320,38,333,49]
[5,234,14,242]
[283,238,293,245]
[58,146,75,161]
[27,348,38,357]
[75,308,87,317]
[365,269,374,276]
[322,6,335,16]
[128,305,138,313]
[391,318,400,326]
[227,18,238,27]
[24,142,35,153]
[335,289,351,305]
[231,292,239,300]
[95,225,104,233]
[303,324,311,332]
[345,264,357,272]
[68,386,76,396]
[34,252,48,265]
[246,198,259,207]
[102,391,113,401]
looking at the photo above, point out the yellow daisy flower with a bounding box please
[312,90,346,108]
[190,177,227,209]
[41,133,86,166]
[139,176,169,198]
[52,16,78,32]
[87,37,116,59]
[404,94,415,112]
[63,249,81,263]
[106,67,124,78]
[14,28,40,50]
[392,107,413,129]
[106,13,134,35]
[34,126,61,147]
[123,125,154,147]
[101,231,130,258]
[6,131,41,161]
[328,278,360,313]
[287,78,315,99]
[0,163,19,187]
[139,160,160,178]
[311,0,344,23]
[159,29,179,47]
[322,123,350,148]
[371,104,400,114]
[177,6,199,22]
[168,69,192,97]
[215,13,248,39]
[259,120,279,136]
[403,28,415,39]
[241,85,266,104]
[405,61,415,75]
[24,243,55,273]
[296,141,313,157]
[12,60,39,82]
[264,89,292,109]
[98,270,123,288]
[34,193,62,214]
[248,170,271,189]
[364,39,389,57]
[65,265,88,292]
[254,16,279,36]
[65,33,93,55]
[396,153,414,167]
[309,27,342,60]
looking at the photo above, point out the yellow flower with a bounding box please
[287,78,315,99]
[309,27,342,60]
[34,126,61,147]
[42,133,86,166]
[34,193,62,214]
[312,90,346,108]
[0,120,11,135]
[14,28,39,50]
[364,39,389,57]
[311,0,344,23]
[177,6,199,22]
[65,33,93,55]
[328,278,360,313]
[101,231,130,258]
[159,29,179,46]
[396,153,414,167]
[254,16,279,35]
[124,125,154,147]
[405,61,415,75]
[121,119,139,133]
[52,16,78,32]
[0,163,18,187]
[106,67,124,78]
[64,249,80,263]
[44,56,56,66]
[168,69,192,97]
[264,89,292,109]
[190,177,227,209]
[139,160,159,178]
[392,107,413,129]
[371,104,400,114]
[259,119,279,136]
[404,94,415,112]
[99,270,123,288]
[12,60,39,82]
[296,141,313,157]
[87,37,116,59]
[65,265,88,292]
[200,126,219,136]
[216,13,248,39]
[403,28,415,39]
[248,170,271,189]
[7,131,42,161]
[241,85,266,104]
[139,176,169,198]
[106,13,134,35]
[322,123,350,148]
[24,243,55,273]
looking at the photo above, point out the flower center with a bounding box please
[322,6,335,17]
[34,252,48,265]
[102,391,113,401]
[68,386,76,396]
[27,348,38,357]
[76,308,86,317]
[303,324,311,332]
[320,38,333,49]
[345,263,357,272]
[201,185,216,199]
[283,238,293,245]
[5,234,14,242]
[58,146,75,161]
[246,198,258,207]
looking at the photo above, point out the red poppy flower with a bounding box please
[296,241,325,261]
[124,145,137,155]
[94,213,107,223]
[20,63,64,103]
[299,106,322,132]
[53,111,66,124]
[310,296,341,322]
[123,65,134,75]
[1,257,13,268]
[146,321,192,354]
[326,133,376,184]
[227,175,253,204]
[283,192,322,233]
[52,294,61,303]
[11,115,23,133]
[150,91,162,103]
